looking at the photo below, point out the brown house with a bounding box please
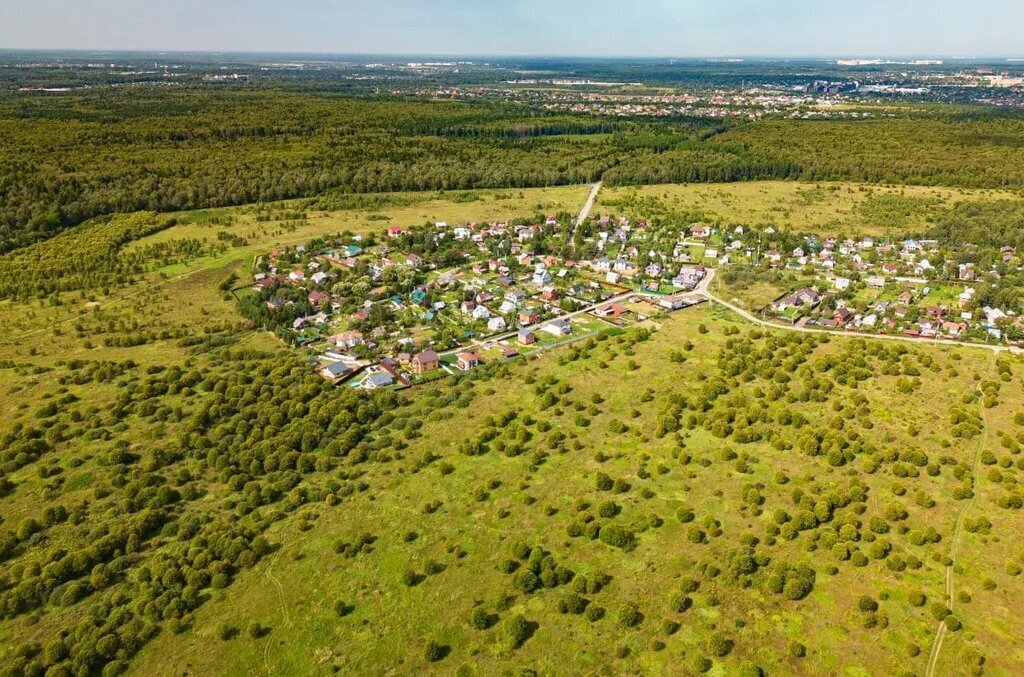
[411,349,440,374]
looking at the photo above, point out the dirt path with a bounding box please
[569,181,602,244]
[924,385,988,677]
[261,551,292,675]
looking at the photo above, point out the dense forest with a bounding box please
[4,86,1024,254]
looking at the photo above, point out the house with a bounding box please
[498,300,517,315]
[532,267,553,285]
[456,351,480,371]
[777,287,822,311]
[311,271,329,285]
[865,276,886,289]
[266,298,287,311]
[288,269,305,283]
[943,321,965,338]
[405,253,423,267]
[329,331,363,349]
[540,318,572,337]
[320,360,353,382]
[410,289,428,306]
[659,295,689,311]
[387,226,406,238]
[594,303,626,319]
[958,263,976,281]
[833,277,851,292]
[519,310,539,326]
[471,305,491,321]
[308,290,329,306]
[690,225,711,240]
[361,371,394,390]
[487,316,507,332]
[518,329,537,345]
[505,290,526,304]
[460,300,477,316]
[411,350,440,374]
[606,271,621,284]
[834,308,854,325]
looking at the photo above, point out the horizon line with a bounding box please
[1,48,1022,62]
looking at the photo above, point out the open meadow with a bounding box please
[598,181,1024,238]
[0,182,1022,676]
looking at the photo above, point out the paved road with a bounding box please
[443,266,1020,359]
[699,269,1020,355]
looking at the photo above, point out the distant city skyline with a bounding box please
[2,0,1023,58]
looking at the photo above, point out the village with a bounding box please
[761,233,1023,343]
[244,211,709,391]
[244,207,1022,391]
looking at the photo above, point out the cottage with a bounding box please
[320,361,352,382]
[487,316,507,332]
[411,350,439,375]
[329,331,364,349]
[540,319,571,337]
[518,310,539,326]
[594,304,626,319]
[471,305,491,321]
[361,371,394,390]
[690,225,711,240]
[518,329,537,345]
[456,351,480,371]
[532,269,552,285]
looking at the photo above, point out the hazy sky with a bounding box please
[1,0,1023,57]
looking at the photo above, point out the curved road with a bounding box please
[699,269,1019,355]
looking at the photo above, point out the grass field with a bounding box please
[1,183,1024,676]
[597,181,1024,237]
[107,305,1021,676]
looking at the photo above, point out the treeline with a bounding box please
[716,115,1024,189]
[0,90,651,252]
[0,212,173,300]
[5,86,1024,254]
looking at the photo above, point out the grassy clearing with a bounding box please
[117,304,1024,676]
[598,181,1024,237]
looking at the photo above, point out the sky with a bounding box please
[1,0,1023,58]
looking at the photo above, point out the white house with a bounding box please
[541,319,571,336]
